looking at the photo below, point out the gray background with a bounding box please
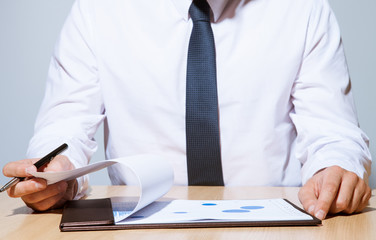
[0,0,375,188]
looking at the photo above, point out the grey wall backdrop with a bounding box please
[0,0,375,188]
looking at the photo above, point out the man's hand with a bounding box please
[2,155,78,211]
[299,165,371,220]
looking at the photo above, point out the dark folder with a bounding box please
[60,198,115,228]
[59,198,321,231]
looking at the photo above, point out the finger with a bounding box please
[352,183,372,213]
[3,159,39,177]
[26,189,67,212]
[52,180,78,209]
[7,178,47,198]
[341,177,366,214]
[329,172,358,214]
[314,170,342,220]
[354,183,372,213]
[22,181,68,204]
[298,181,318,215]
[345,184,363,214]
[66,179,78,200]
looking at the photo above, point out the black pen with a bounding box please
[0,143,68,193]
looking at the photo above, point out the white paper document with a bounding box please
[32,154,174,222]
[32,154,315,225]
[115,199,313,225]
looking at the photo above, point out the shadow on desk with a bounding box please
[362,206,376,213]
[324,206,376,220]
[9,205,62,217]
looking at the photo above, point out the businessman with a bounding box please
[2,0,372,220]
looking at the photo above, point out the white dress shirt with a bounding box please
[27,0,372,195]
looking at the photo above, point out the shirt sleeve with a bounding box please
[26,0,103,197]
[290,0,372,184]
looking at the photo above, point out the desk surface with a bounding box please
[0,186,375,240]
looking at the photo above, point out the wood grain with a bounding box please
[1,186,375,240]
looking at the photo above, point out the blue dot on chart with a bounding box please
[240,206,265,210]
[222,209,250,213]
[202,203,217,206]
[174,212,188,214]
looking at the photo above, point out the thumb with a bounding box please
[43,155,73,172]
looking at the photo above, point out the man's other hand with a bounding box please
[299,165,371,220]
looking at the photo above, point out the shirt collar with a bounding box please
[171,0,230,22]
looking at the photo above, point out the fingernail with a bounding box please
[315,210,326,220]
[308,205,315,214]
[26,166,36,174]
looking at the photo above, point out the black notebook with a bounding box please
[60,198,321,231]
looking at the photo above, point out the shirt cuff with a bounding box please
[301,145,371,184]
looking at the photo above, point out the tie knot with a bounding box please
[189,0,211,23]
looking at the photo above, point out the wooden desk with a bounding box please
[1,186,375,239]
